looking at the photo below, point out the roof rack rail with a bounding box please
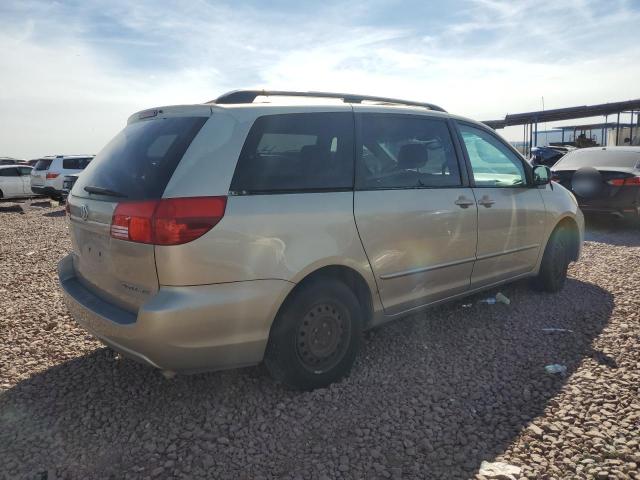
[208,90,446,112]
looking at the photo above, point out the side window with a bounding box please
[0,168,19,177]
[230,112,354,193]
[63,158,77,169]
[356,115,461,189]
[458,123,527,187]
[63,158,92,169]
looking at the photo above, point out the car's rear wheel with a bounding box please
[532,225,570,293]
[265,279,362,390]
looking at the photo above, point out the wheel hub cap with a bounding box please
[296,303,348,372]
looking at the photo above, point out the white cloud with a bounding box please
[0,0,639,158]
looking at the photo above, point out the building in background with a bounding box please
[511,122,639,152]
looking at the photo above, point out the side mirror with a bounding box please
[532,165,551,186]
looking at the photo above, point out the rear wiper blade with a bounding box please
[84,185,128,198]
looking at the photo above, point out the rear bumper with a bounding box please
[31,185,60,197]
[58,254,293,373]
[579,204,640,218]
[577,188,640,218]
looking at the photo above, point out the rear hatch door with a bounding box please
[67,109,210,312]
[31,159,52,186]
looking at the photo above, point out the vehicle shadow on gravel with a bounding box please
[0,204,25,214]
[0,279,614,479]
[42,210,65,218]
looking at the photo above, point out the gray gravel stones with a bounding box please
[1,203,639,479]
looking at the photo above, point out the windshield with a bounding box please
[73,116,208,200]
[34,159,52,171]
[554,149,640,170]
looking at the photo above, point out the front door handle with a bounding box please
[477,195,496,207]
[454,196,475,208]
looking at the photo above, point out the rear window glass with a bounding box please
[34,159,52,171]
[62,157,93,170]
[230,112,354,193]
[554,150,640,170]
[73,116,207,200]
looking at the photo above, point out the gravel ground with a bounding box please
[0,201,638,480]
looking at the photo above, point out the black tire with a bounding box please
[532,225,570,293]
[265,279,362,390]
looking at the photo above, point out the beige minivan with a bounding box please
[59,90,583,390]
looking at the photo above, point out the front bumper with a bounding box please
[58,254,293,373]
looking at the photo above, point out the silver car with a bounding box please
[59,90,584,390]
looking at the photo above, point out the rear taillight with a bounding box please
[110,196,227,245]
[111,200,157,243]
[607,176,640,186]
[46,172,60,179]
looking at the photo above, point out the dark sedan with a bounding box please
[551,147,640,220]
[531,146,571,167]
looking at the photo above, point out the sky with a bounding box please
[1,0,639,159]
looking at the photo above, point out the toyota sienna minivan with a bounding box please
[59,90,583,390]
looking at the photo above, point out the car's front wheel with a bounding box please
[265,279,362,390]
[532,225,570,293]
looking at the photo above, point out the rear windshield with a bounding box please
[34,159,52,171]
[73,116,208,200]
[63,157,93,170]
[554,150,640,170]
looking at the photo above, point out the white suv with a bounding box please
[0,165,34,199]
[30,155,93,200]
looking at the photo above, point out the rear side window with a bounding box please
[0,168,19,177]
[357,114,461,189]
[34,159,52,171]
[62,157,93,170]
[73,116,207,200]
[230,112,354,193]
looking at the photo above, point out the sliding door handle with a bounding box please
[477,196,496,207]
[454,196,475,208]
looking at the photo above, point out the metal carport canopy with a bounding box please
[483,98,640,129]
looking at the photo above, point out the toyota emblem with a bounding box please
[80,204,89,221]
